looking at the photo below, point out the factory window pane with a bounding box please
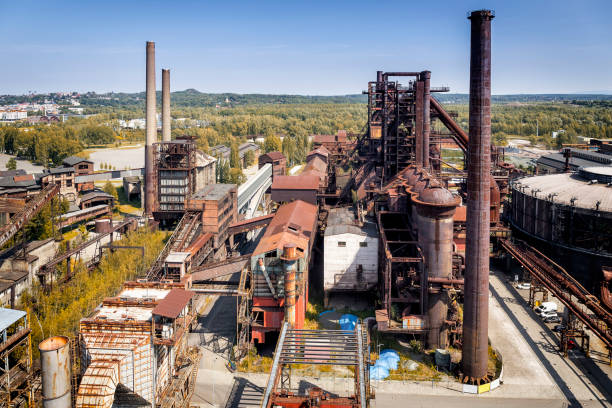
[359,242,368,247]
[337,241,346,247]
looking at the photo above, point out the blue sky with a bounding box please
[1,0,611,95]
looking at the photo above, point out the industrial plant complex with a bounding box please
[0,8,610,408]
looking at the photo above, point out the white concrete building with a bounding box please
[323,207,378,301]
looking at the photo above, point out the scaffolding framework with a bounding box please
[0,309,32,407]
[261,322,371,408]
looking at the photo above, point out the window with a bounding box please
[337,241,346,247]
[359,242,368,247]
[66,180,72,187]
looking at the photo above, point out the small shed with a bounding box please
[323,207,378,300]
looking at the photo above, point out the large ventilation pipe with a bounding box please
[39,336,71,408]
[162,68,171,142]
[144,41,157,216]
[414,183,459,348]
[462,9,494,380]
[281,243,299,327]
[421,71,431,169]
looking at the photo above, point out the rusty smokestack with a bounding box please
[462,9,494,380]
[282,243,299,327]
[145,41,157,216]
[162,68,171,142]
[422,71,431,169]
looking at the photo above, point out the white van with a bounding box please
[535,302,557,315]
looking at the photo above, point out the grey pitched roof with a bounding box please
[48,166,73,175]
[62,156,92,166]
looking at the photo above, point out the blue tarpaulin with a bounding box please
[338,314,358,331]
[369,364,389,381]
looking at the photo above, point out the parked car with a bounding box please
[540,311,558,319]
[535,302,558,315]
[544,315,561,323]
[553,324,566,332]
[516,282,531,290]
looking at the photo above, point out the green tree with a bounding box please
[103,181,119,200]
[6,157,17,171]
[243,150,255,167]
[3,128,17,155]
[229,168,246,185]
[230,143,241,169]
[263,134,282,153]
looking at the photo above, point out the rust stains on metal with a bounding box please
[462,8,494,381]
[151,288,195,319]
[252,200,318,256]
[144,41,157,216]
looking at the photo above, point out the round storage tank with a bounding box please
[95,218,112,234]
[39,336,71,408]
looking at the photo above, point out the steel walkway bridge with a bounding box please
[238,163,272,218]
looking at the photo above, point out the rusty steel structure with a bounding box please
[261,322,370,408]
[37,218,137,288]
[0,183,59,249]
[0,309,33,407]
[145,41,157,217]
[462,8,495,382]
[501,239,612,361]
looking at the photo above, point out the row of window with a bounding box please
[337,241,368,247]
[160,195,183,203]
[160,187,187,195]
[160,178,188,186]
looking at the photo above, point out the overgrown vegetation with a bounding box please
[19,227,167,359]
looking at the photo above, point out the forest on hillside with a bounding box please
[0,98,610,172]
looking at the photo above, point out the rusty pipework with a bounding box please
[415,80,424,167]
[281,243,300,327]
[144,41,157,216]
[162,68,171,142]
[428,277,465,286]
[421,71,431,169]
[462,9,494,381]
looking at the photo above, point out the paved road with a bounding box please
[488,269,611,407]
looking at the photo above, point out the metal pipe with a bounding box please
[383,72,420,78]
[422,71,431,169]
[463,9,494,380]
[282,243,298,328]
[144,41,156,216]
[415,80,424,167]
[39,336,71,408]
[162,68,171,142]
[428,277,464,285]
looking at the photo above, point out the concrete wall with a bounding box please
[323,232,378,291]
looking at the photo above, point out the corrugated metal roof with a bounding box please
[272,175,319,190]
[260,151,285,160]
[513,172,612,213]
[325,207,378,237]
[537,154,610,171]
[192,183,235,200]
[152,289,194,319]
[0,308,26,332]
[191,258,248,281]
[253,200,318,256]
